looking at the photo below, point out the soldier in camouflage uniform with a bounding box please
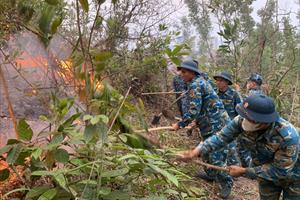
[172,58,233,199]
[178,94,300,200]
[173,61,214,123]
[237,73,264,167]
[213,72,242,166]
[173,74,188,118]
[247,73,263,96]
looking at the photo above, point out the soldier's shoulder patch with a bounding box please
[285,145,298,156]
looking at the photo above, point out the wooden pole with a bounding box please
[0,65,19,139]
[193,160,229,172]
[141,91,182,95]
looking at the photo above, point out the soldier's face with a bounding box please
[242,118,271,132]
[246,81,257,90]
[180,69,195,82]
[215,78,229,91]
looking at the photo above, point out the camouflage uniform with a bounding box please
[177,75,233,187]
[238,87,264,167]
[248,88,263,96]
[173,73,214,118]
[197,116,300,200]
[199,72,216,90]
[217,87,242,166]
[173,75,188,117]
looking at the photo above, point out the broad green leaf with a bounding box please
[83,114,92,121]
[17,119,33,141]
[32,147,43,159]
[6,144,23,164]
[62,112,81,127]
[53,149,69,163]
[15,151,31,165]
[45,0,60,5]
[39,115,48,121]
[46,134,64,150]
[53,173,68,191]
[90,116,100,125]
[32,169,65,176]
[0,169,10,181]
[172,45,183,55]
[93,51,113,62]
[164,189,179,195]
[25,186,49,199]
[147,164,179,187]
[99,187,111,195]
[84,124,98,142]
[6,139,20,145]
[51,16,63,34]
[140,195,168,200]
[38,188,57,200]
[0,145,13,155]
[79,0,89,12]
[165,48,172,56]
[118,154,139,161]
[39,5,56,44]
[101,168,129,178]
[97,115,109,124]
[170,57,181,65]
[102,190,130,200]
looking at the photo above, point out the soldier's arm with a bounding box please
[196,117,242,155]
[245,131,299,181]
[234,91,242,105]
[177,82,202,128]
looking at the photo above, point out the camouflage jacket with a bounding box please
[197,116,300,183]
[217,87,242,119]
[173,75,187,93]
[248,88,263,96]
[177,75,228,137]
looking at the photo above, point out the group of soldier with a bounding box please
[169,58,300,199]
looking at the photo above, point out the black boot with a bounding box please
[195,171,214,182]
[219,181,232,199]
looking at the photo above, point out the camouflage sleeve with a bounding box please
[196,117,242,155]
[234,91,242,106]
[245,137,299,181]
[177,81,202,128]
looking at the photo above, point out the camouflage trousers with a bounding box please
[202,134,233,187]
[259,179,300,200]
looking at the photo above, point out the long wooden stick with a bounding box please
[134,126,173,133]
[141,91,182,95]
[193,160,229,172]
[134,125,194,133]
[0,65,19,139]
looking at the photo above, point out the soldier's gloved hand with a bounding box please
[176,148,200,161]
[172,123,180,131]
[228,165,246,177]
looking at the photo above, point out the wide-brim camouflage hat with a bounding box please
[177,59,201,75]
[213,71,233,85]
[236,94,279,123]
